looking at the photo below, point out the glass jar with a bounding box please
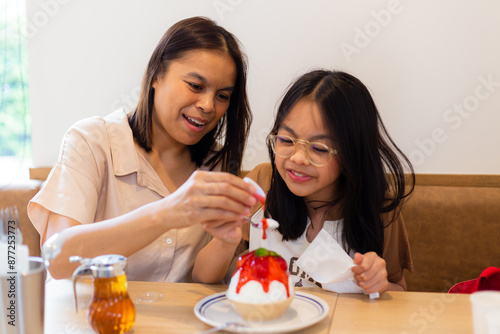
[72,255,136,334]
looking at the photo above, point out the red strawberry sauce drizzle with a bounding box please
[262,218,268,239]
[234,250,290,297]
[256,196,268,240]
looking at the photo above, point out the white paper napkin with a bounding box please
[295,228,379,298]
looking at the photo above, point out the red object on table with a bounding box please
[448,267,500,294]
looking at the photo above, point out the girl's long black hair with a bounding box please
[266,70,414,256]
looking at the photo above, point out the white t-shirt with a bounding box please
[28,109,212,282]
[249,207,355,288]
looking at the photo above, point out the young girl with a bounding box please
[195,70,414,294]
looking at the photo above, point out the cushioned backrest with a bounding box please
[0,181,42,256]
[402,185,500,292]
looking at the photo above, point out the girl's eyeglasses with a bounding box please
[267,134,338,167]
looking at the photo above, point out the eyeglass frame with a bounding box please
[267,134,338,167]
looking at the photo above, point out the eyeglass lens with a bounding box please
[272,135,332,166]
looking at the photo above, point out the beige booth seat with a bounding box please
[2,167,499,292]
[402,174,500,292]
[0,180,43,256]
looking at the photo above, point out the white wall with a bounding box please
[27,0,500,174]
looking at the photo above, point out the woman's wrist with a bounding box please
[144,201,176,233]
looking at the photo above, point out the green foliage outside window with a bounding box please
[0,0,31,159]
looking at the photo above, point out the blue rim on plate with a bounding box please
[194,291,330,333]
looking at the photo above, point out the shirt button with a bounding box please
[166,238,173,245]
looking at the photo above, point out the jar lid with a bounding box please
[90,254,128,278]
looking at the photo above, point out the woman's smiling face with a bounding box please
[151,49,237,148]
[275,98,342,203]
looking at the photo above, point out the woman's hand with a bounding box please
[158,170,257,230]
[351,252,389,294]
[203,219,244,245]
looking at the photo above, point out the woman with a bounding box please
[28,17,256,281]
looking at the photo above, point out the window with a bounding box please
[0,0,31,188]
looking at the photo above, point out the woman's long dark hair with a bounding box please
[266,70,414,256]
[128,17,251,175]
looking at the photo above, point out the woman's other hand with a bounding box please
[203,219,244,245]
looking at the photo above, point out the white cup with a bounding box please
[486,309,500,334]
[470,291,500,334]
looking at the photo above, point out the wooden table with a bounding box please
[331,291,473,333]
[44,279,473,333]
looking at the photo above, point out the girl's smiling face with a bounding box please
[151,49,236,149]
[275,98,342,203]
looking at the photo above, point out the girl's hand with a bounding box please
[351,252,389,294]
[159,171,256,230]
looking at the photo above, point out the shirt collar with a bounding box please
[104,109,170,197]
[105,109,139,176]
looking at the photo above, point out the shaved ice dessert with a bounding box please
[227,248,294,321]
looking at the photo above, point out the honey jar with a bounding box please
[71,255,135,333]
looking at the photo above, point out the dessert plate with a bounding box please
[194,292,329,333]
